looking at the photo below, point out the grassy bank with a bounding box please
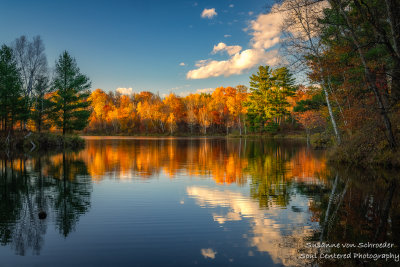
[0,132,85,152]
[226,132,306,140]
[314,126,400,168]
[328,141,400,168]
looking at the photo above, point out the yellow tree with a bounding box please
[106,106,120,132]
[210,87,230,134]
[198,106,211,134]
[167,112,177,134]
[152,102,168,133]
[117,95,136,132]
[137,101,153,132]
[88,89,109,131]
[163,93,184,120]
[226,85,248,135]
[183,94,201,134]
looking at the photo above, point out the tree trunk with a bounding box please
[323,84,341,145]
[320,173,339,241]
[374,179,396,241]
[239,116,242,135]
[289,0,341,144]
[63,105,66,136]
[317,62,341,144]
[327,74,347,126]
[336,3,397,149]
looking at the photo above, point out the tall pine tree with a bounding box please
[245,66,273,132]
[51,51,91,135]
[268,67,296,124]
[31,75,53,132]
[0,45,23,132]
[245,66,296,132]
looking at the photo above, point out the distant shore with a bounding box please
[80,131,307,139]
[0,131,308,153]
[0,132,85,152]
[2,131,399,168]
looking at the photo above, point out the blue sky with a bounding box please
[0,0,282,96]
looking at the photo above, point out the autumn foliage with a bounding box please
[86,86,249,135]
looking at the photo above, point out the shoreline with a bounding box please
[80,131,307,139]
[2,132,398,169]
[0,132,85,152]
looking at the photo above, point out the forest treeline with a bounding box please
[87,0,400,166]
[85,66,312,135]
[0,36,90,139]
[1,0,400,165]
[0,35,314,137]
[275,0,400,165]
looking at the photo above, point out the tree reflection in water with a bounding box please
[0,138,399,266]
[48,153,91,237]
[0,151,92,255]
[309,168,400,266]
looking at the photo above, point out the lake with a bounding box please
[1,137,399,266]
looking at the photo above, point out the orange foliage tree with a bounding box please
[86,87,250,135]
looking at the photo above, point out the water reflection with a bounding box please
[187,186,316,266]
[309,168,400,266]
[0,137,398,266]
[78,138,327,186]
[0,152,92,255]
[0,158,47,255]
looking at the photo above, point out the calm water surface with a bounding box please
[1,137,399,266]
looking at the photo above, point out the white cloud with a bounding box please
[187,5,285,79]
[248,11,254,16]
[201,8,217,19]
[212,42,242,56]
[213,211,241,224]
[224,34,231,38]
[187,186,317,266]
[249,11,284,50]
[179,62,185,66]
[280,0,329,40]
[201,248,217,259]
[187,49,279,79]
[195,59,211,67]
[116,88,134,95]
[229,4,234,8]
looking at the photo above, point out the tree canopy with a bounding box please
[51,51,91,135]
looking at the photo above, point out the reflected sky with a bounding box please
[187,186,317,266]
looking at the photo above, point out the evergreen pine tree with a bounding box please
[32,75,53,132]
[0,45,23,132]
[245,66,273,132]
[51,51,91,135]
[245,66,297,132]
